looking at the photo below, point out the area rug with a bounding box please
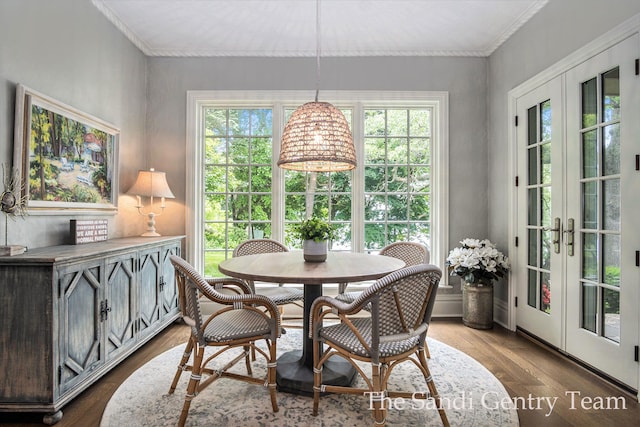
[101,329,519,426]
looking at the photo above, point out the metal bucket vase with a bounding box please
[462,281,494,329]
[303,239,327,262]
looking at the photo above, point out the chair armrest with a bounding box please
[205,277,252,295]
[310,295,366,339]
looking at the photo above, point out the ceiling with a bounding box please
[92,0,548,57]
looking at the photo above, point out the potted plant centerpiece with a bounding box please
[447,238,510,329]
[294,216,336,262]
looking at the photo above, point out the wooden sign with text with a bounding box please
[70,219,109,244]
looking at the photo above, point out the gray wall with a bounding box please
[147,56,489,277]
[0,0,147,248]
[487,0,640,300]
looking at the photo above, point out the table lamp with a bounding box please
[127,168,175,237]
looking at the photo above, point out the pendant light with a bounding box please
[277,0,356,172]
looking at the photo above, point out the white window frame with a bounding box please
[186,90,449,282]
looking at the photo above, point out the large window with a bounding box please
[187,91,448,280]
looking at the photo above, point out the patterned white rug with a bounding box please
[101,329,519,426]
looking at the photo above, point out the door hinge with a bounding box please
[515,115,519,127]
[635,345,639,362]
[515,236,519,247]
[636,251,639,267]
[58,366,62,383]
[635,58,639,75]
[636,154,639,171]
[515,296,518,307]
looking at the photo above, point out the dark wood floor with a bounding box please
[2,318,638,426]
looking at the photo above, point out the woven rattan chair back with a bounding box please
[379,241,430,266]
[353,264,440,358]
[233,239,288,257]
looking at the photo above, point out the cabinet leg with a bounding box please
[43,410,63,425]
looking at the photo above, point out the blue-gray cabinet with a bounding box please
[0,236,183,424]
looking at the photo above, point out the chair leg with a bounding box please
[418,350,449,427]
[371,363,386,426]
[244,344,253,375]
[338,282,348,294]
[267,339,279,412]
[178,345,205,427]
[424,341,431,359]
[169,336,194,394]
[312,339,321,416]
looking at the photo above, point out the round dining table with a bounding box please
[218,251,405,395]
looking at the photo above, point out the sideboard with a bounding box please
[0,235,184,424]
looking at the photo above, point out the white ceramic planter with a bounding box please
[303,239,327,262]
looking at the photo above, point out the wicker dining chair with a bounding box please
[311,264,449,427]
[336,242,433,358]
[337,241,430,297]
[168,255,280,427]
[233,239,304,308]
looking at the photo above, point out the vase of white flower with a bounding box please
[447,238,510,329]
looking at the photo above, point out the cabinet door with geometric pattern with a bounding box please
[160,243,181,321]
[57,260,104,395]
[105,252,137,360]
[137,247,161,339]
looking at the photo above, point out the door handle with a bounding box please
[564,218,575,256]
[543,217,561,254]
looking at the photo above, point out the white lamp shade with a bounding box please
[127,170,175,198]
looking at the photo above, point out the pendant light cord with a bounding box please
[315,0,320,102]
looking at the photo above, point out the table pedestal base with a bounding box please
[276,350,356,396]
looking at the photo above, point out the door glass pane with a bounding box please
[540,143,551,184]
[582,130,597,178]
[528,269,537,308]
[528,147,538,184]
[540,272,551,314]
[528,228,538,266]
[582,232,598,281]
[582,78,597,128]
[540,229,551,270]
[528,189,538,225]
[602,124,620,176]
[603,288,620,343]
[602,67,620,122]
[602,179,620,231]
[603,234,620,287]
[540,100,551,141]
[527,106,537,145]
[582,181,597,229]
[582,283,597,333]
[541,186,551,227]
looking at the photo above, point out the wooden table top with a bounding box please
[218,251,405,285]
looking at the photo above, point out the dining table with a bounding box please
[218,251,405,395]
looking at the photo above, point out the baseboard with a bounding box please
[494,297,511,329]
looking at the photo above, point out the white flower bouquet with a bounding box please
[446,238,509,286]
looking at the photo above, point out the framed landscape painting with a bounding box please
[13,84,119,213]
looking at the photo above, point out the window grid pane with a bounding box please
[203,108,273,274]
[363,108,432,249]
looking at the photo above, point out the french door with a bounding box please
[516,35,640,390]
[515,76,563,348]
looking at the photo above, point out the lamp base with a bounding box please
[140,211,161,237]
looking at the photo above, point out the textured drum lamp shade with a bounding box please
[278,101,356,172]
[127,168,175,237]
[277,0,356,172]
